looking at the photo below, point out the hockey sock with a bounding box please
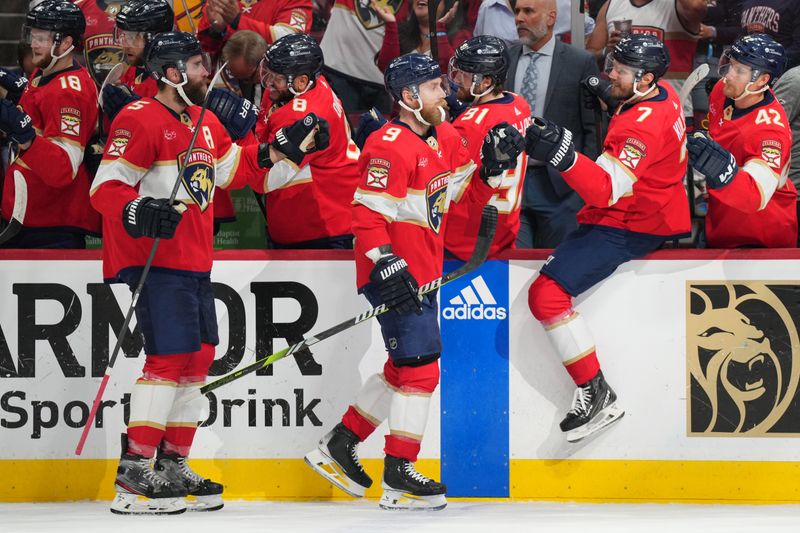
[163,343,216,456]
[384,359,439,462]
[341,362,395,441]
[528,274,600,386]
[127,353,192,458]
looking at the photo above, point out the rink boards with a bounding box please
[2,249,800,503]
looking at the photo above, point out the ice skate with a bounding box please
[156,449,224,512]
[110,436,187,515]
[305,423,372,497]
[560,370,624,443]
[379,455,447,511]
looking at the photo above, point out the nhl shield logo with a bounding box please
[178,148,216,212]
[355,0,403,29]
[84,34,124,86]
[426,171,449,234]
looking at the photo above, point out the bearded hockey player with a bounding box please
[304,53,524,510]
[90,31,329,515]
[525,34,691,443]
[689,33,797,248]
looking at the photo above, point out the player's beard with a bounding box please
[420,99,449,126]
[456,85,472,102]
[184,77,209,105]
[31,50,53,69]
[270,86,294,106]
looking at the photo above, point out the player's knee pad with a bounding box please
[528,274,573,322]
[141,353,192,383]
[383,357,440,393]
[179,343,216,384]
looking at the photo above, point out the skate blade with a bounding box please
[304,448,368,498]
[187,494,224,512]
[379,489,447,511]
[110,492,187,515]
[566,403,625,443]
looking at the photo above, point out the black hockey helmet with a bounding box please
[724,33,786,83]
[611,34,670,80]
[144,31,203,81]
[451,35,509,86]
[116,0,174,35]
[23,0,85,43]
[265,33,324,79]
[385,53,443,102]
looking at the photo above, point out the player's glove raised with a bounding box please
[479,122,525,186]
[353,107,387,150]
[206,88,258,140]
[0,68,28,105]
[0,99,34,146]
[369,253,423,316]
[270,112,331,166]
[101,84,141,121]
[122,197,185,239]
[581,75,618,113]
[687,132,738,189]
[525,117,576,172]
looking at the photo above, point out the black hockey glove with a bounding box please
[445,91,469,120]
[353,107,387,150]
[0,68,28,105]
[369,254,423,315]
[525,117,576,172]
[687,132,738,190]
[0,99,34,145]
[101,84,141,121]
[271,112,331,166]
[581,75,618,113]
[479,122,525,185]
[122,196,184,239]
[206,88,258,140]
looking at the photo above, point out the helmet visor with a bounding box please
[718,51,760,82]
[114,28,146,47]
[604,57,639,82]
[447,56,476,89]
[259,57,287,88]
[21,26,56,47]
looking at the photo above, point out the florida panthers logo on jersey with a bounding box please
[178,148,216,212]
[427,171,449,234]
[355,0,403,29]
[84,34,124,86]
[761,140,782,169]
[60,107,82,137]
[366,158,390,189]
[618,137,646,170]
[106,128,131,157]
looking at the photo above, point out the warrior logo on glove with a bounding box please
[177,148,215,211]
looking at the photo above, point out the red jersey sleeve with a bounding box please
[237,0,312,44]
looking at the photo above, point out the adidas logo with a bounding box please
[442,275,507,320]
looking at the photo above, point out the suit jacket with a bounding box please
[507,39,600,198]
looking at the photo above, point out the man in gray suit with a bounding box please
[508,0,599,248]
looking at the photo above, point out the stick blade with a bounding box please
[477,204,498,242]
[678,63,710,109]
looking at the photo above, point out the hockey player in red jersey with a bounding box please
[254,33,361,247]
[688,33,797,248]
[304,53,524,510]
[525,34,690,443]
[90,31,329,515]
[0,0,100,248]
[445,35,531,260]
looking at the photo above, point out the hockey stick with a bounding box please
[0,170,27,245]
[75,62,229,456]
[178,0,199,34]
[177,204,499,405]
[97,62,126,109]
[428,0,442,63]
[678,63,709,111]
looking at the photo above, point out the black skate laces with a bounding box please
[404,461,432,485]
[567,384,593,416]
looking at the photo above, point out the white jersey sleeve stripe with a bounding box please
[91,157,146,194]
[597,151,636,206]
[49,137,84,179]
[266,160,313,192]
[215,143,243,188]
[353,188,401,221]
[743,158,781,211]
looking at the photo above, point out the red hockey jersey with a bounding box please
[446,93,530,260]
[254,75,360,244]
[75,0,125,87]
[2,63,101,234]
[353,119,488,288]
[198,0,312,55]
[90,97,268,279]
[119,65,158,98]
[563,82,691,237]
[704,81,797,248]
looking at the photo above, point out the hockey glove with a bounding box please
[581,75,618,113]
[101,84,141,121]
[445,91,469,120]
[122,197,185,239]
[272,112,331,166]
[0,99,34,146]
[353,107,387,150]
[0,68,28,105]
[479,122,525,186]
[687,132,738,189]
[206,88,258,140]
[369,254,423,316]
[525,117,576,172]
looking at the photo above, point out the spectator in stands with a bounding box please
[198,0,312,57]
[473,0,517,43]
[507,0,599,248]
[74,0,126,87]
[773,64,800,240]
[220,29,268,101]
[586,0,707,118]
[740,1,800,70]
[553,0,595,43]
[373,0,471,74]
